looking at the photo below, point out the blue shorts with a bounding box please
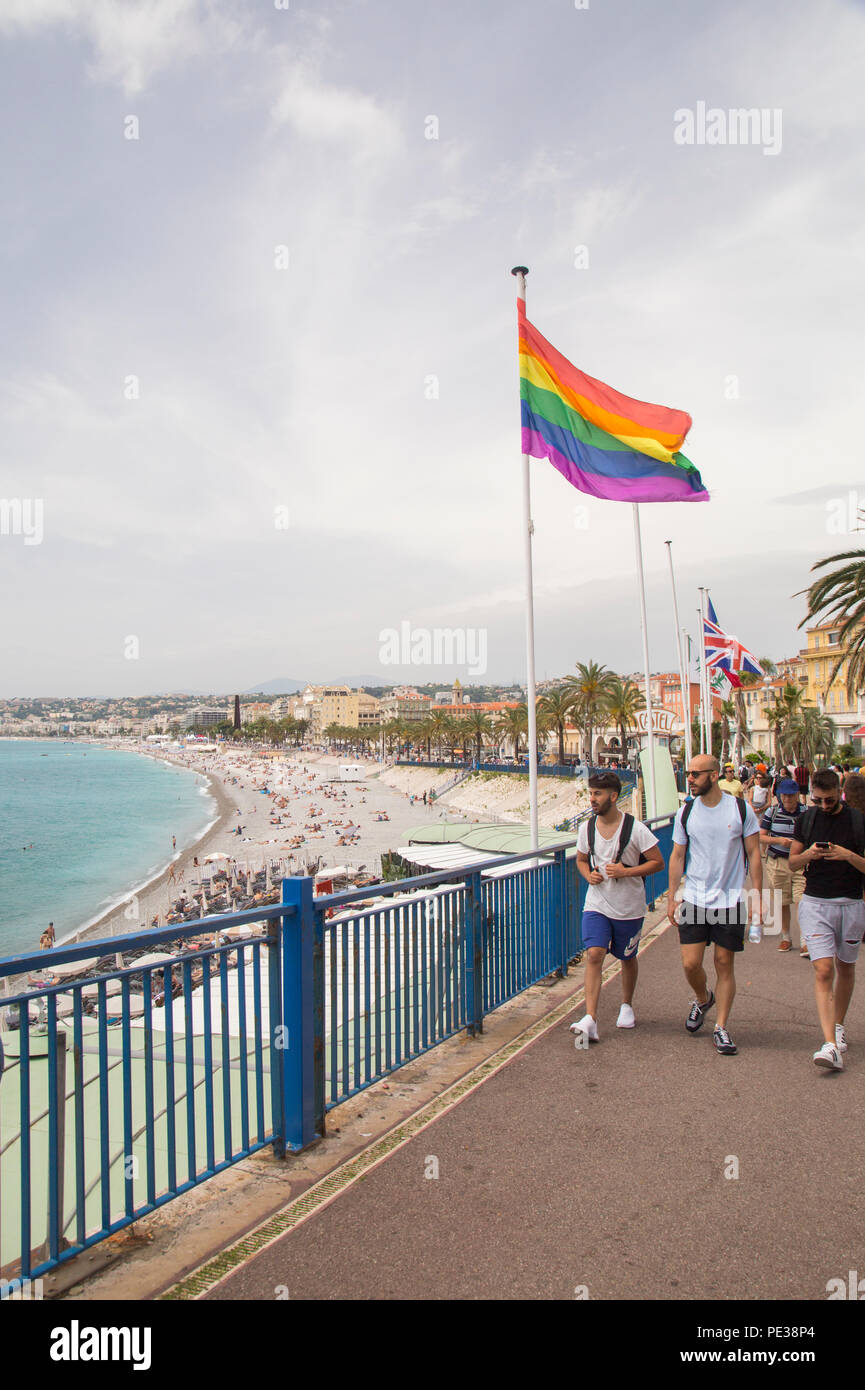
[581,911,644,961]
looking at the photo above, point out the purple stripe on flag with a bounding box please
[521,428,709,504]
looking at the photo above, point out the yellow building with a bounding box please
[311,687,381,738]
[800,621,863,740]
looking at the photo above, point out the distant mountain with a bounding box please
[243,678,306,695]
[244,676,391,695]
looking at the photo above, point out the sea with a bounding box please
[0,741,216,958]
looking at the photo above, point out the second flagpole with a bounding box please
[632,503,658,818]
[512,265,539,852]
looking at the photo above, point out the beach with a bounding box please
[51,746,471,954]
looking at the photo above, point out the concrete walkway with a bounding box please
[199,921,863,1301]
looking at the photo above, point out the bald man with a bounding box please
[666,755,763,1055]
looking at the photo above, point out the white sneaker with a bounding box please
[835,1024,849,1054]
[813,1042,843,1070]
[616,1004,635,1029]
[569,1014,599,1042]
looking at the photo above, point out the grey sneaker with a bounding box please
[685,989,715,1033]
[713,1025,737,1056]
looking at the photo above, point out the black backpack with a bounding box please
[796,806,865,862]
[587,812,647,869]
[680,794,749,868]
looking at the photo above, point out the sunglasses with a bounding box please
[811,795,839,805]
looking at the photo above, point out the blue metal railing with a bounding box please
[0,906,293,1285]
[0,819,674,1283]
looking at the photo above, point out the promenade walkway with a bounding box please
[191,918,863,1301]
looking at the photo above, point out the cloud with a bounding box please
[270,63,403,163]
[0,0,246,94]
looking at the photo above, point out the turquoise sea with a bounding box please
[0,741,216,958]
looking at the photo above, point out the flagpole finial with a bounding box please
[510,265,529,277]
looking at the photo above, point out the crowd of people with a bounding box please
[570,758,865,1070]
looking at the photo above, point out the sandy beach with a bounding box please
[59,747,472,952]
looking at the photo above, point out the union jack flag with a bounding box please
[703,598,762,690]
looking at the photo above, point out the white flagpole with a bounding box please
[697,597,706,752]
[699,587,712,755]
[682,626,693,763]
[511,265,539,852]
[665,540,692,771]
[632,504,657,818]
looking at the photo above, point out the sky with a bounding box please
[1,0,863,696]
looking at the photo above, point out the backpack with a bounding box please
[587,812,647,869]
[796,806,865,861]
[680,794,749,868]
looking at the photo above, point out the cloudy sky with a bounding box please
[1,0,863,696]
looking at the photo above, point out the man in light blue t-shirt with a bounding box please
[666,755,762,1056]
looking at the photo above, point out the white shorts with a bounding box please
[798,897,865,964]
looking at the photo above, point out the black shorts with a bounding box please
[676,901,747,953]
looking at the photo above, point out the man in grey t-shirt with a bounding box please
[667,755,762,1056]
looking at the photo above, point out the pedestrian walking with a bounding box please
[789,770,865,1071]
[748,771,772,818]
[718,763,744,797]
[666,755,762,1055]
[570,772,663,1042]
[759,778,805,953]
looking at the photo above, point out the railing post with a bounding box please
[554,849,569,977]
[278,876,324,1152]
[463,871,484,1036]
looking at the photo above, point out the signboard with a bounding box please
[636,708,680,736]
[639,743,680,819]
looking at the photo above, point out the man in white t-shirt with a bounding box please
[666,754,762,1056]
[569,771,664,1042]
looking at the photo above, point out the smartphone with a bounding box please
[815,841,831,850]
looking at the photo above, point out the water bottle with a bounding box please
[748,921,762,945]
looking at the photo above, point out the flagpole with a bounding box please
[683,626,693,760]
[665,540,692,771]
[632,504,657,818]
[699,587,712,755]
[511,265,539,852]
[697,597,706,752]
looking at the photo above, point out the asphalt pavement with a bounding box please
[205,920,864,1301]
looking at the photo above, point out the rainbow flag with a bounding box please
[518,296,709,503]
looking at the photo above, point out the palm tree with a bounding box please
[788,706,836,765]
[601,678,645,767]
[496,706,528,758]
[427,711,452,759]
[463,709,493,763]
[564,661,617,765]
[731,677,757,766]
[537,687,580,765]
[719,699,736,765]
[799,519,865,699]
[533,705,556,762]
[764,701,788,768]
